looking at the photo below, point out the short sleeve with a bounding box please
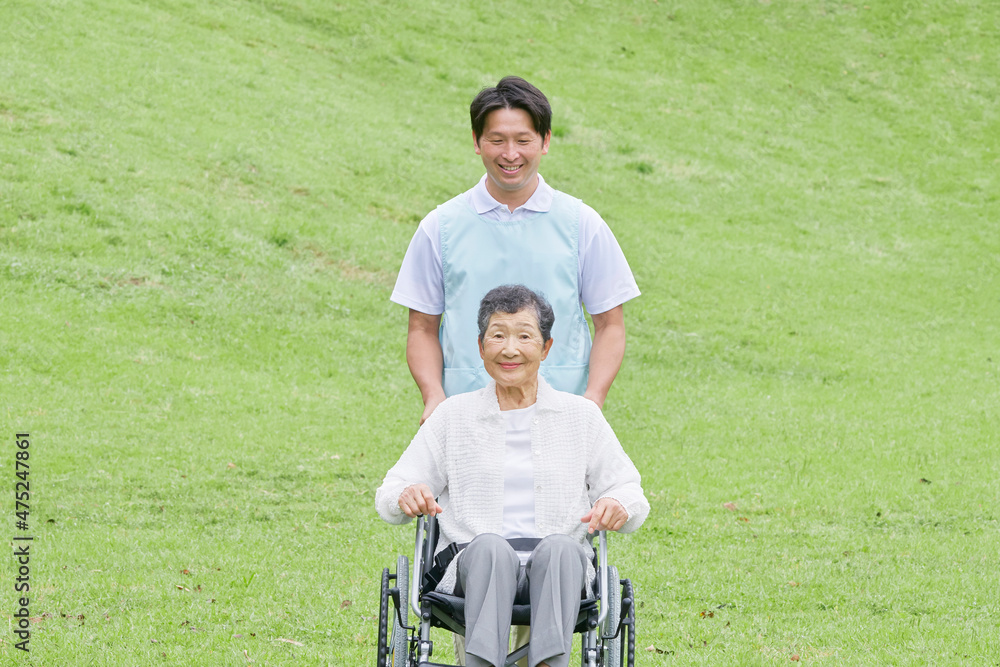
[578,204,641,314]
[390,211,445,315]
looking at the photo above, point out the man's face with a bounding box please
[474,107,550,208]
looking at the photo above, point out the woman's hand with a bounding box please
[580,498,627,533]
[397,483,443,518]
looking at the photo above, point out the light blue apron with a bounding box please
[438,191,591,396]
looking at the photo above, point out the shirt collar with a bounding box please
[471,174,554,215]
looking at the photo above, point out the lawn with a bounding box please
[1,0,998,664]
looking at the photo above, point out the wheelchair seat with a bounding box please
[421,589,599,632]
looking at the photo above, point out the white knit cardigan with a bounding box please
[375,377,649,594]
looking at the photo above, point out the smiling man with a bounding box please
[391,76,640,424]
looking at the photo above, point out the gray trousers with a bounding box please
[455,533,588,667]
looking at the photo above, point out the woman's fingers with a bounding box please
[581,498,626,532]
[398,484,443,517]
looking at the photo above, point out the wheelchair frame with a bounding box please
[378,515,636,667]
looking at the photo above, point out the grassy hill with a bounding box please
[2,0,997,663]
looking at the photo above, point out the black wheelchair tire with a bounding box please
[377,567,391,667]
[623,578,636,667]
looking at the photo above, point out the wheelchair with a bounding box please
[378,514,636,667]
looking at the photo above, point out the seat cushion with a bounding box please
[422,592,598,633]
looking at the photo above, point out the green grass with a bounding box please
[2,0,998,664]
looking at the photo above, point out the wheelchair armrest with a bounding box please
[596,530,609,627]
[411,515,426,617]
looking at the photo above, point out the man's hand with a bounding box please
[582,388,605,409]
[580,497,627,534]
[397,483,443,518]
[420,390,446,426]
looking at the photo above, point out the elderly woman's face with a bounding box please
[478,308,553,389]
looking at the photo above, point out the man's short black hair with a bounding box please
[470,76,552,143]
[477,284,555,344]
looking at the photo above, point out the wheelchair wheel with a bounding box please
[600,566,621,667]
[377,567,391,667]
[389,555,410,667]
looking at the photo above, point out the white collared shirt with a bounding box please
[391,174,640,316]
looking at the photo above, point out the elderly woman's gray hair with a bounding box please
[477,285,555,343]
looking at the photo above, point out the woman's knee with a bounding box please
[529,535,585,569]
[461,533,519,573]
[467,532,514,555]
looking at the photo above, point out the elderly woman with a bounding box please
[376,285,648,667]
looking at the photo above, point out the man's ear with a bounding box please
[473,130,482,155]
[541,130,551,155]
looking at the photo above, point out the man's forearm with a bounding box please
[407,336,444,404]
[585,305,626,408]
[406,310,446,418]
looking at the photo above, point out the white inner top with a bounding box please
[501,404,537,565]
